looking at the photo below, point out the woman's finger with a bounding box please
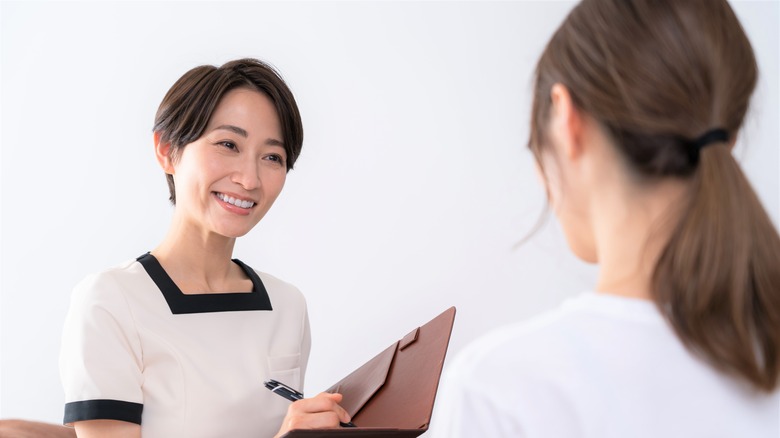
[314,393,351,423]
[275,392,354,437]
[282,410,343,431]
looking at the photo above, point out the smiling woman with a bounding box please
[155,89,288,240]
[58,59,351,438]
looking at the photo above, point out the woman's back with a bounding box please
[435,293,779,437]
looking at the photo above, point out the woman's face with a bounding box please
[168,87,287,239]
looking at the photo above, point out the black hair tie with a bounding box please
[693,128,729,150]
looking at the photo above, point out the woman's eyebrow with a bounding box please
[213,124,284,146]
[213,124,248,137]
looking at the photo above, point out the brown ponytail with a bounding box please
[655,144,780,391]
[529,0,780,391]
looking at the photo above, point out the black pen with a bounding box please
[264,379,303,401]
[263,379,356,428]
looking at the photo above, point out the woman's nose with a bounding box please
[232,158,261,190]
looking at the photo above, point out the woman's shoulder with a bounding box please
[449,293,649,386]
[452,303,576,379]
[434,296,600,433]
[254,270,301,294]
[71,258,149,303]
[236,262,307,309]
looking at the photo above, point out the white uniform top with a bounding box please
[431,292,779,438]
[60,254,311,438]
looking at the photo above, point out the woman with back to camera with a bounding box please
[433,0,780,436]
[59,59,351,438]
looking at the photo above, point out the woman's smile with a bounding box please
[215,192,256,209]
[214,192,256,216]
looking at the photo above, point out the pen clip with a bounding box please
[264,379,304,401]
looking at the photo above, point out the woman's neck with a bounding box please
[593,177,690,300]
[151,217,244,294]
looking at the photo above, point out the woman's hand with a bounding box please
[274,392,351,438]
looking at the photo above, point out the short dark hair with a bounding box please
[153,58,303,204]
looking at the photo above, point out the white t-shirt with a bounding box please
[60,254,310,438]
[431,292,779,438]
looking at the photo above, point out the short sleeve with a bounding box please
[59,271,144,425]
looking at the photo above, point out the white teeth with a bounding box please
[217,193,255,209]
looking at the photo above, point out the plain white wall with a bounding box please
[1,0,778,425]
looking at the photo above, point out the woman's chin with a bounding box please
[211,223,256,239]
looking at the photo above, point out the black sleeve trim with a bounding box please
[64,399,143,425]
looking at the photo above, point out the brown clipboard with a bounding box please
[281,307,456,438]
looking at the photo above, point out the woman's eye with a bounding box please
[267,154,286,166]
[218,141,237,150]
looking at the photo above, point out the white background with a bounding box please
[1,0,778,426]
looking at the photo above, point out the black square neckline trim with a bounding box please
[137,253,273,314]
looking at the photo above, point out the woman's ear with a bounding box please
[549,83,585,162]
[153,132,175,174]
